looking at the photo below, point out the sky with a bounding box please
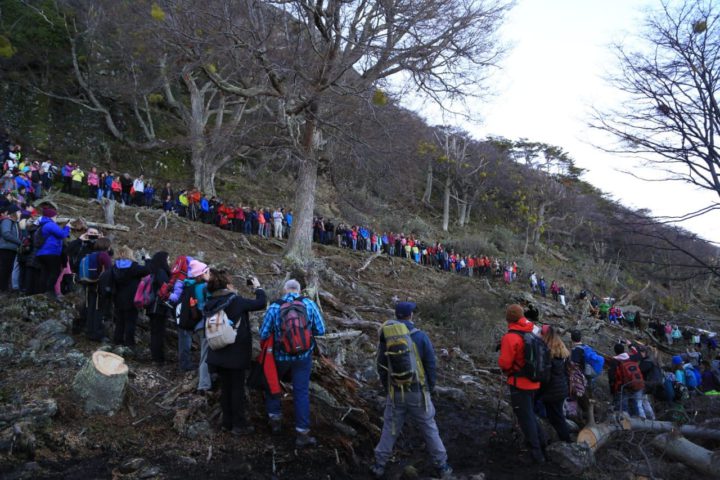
[415,0,720,243]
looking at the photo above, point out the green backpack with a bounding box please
[380,320,427,393]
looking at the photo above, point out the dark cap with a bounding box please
[395,302,417,318]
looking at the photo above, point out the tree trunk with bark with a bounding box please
[442,174,451,232]
[72,351,129,416]
[652,432,720,478]
[422,159,433,205]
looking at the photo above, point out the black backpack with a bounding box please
[176,285,202,330]
[509,330,552,384]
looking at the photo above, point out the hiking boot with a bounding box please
[295,433,317,448]
[437,464,453,479]
[269,418,282,435]
[231,425,255,437]
[369,463,385,478]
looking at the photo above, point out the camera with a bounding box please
[246,277,254,286]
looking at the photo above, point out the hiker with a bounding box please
[82,237,112,342]
[259,279,326,447]
[109,246,150,348]
[132,175,145,206]
[539,277,547,297]
[35,207,70,297]
[205,270,266,435]
[371,301,452,478]
[272,208,284,239]
[671,325,682,344]
[550,280,559,301]
[70,165,85,196]
[161,183,174,212]
[607,343,645,416]
[146,252,172,363]
[539,325,570,442]
[179,260,211,392]
[569,330,603,424]
[632,346,658,420]
[529,272,538,293]
[0,205,21,292]
[498,304,547,464]
[699,361,719,392]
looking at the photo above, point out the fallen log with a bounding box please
[327,315,381,331]
[577,421,623,451]
[357,252,383,273]
[56,217,130,232]
[72,351,129,415]
[652,432,720,478]
[317,330,363,341]
[621,416,720,441]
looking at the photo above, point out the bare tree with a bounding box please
[593,0,720,211]
[212,0,511,266]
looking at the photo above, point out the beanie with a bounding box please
[672,355,683,366]
[42,207,57,218]
[506,304,524,323]
[188,260,209,278]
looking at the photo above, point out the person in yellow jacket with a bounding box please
[71,167,85,196]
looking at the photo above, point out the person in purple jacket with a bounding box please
[35,207,70,298]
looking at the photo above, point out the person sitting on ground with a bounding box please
[371,301,452,479]
[205,270,267,436]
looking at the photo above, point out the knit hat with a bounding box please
[672,355,683,366]
[506,304,524,323]
[42,207,57,218]
[395,302,417,318]
[188,260,209,278]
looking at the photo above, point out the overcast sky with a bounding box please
[416,0,720,243]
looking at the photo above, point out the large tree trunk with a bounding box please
[621,416,720,441]
[532,201,548,246]
[422,158,433,204]
[652,433,720,478]
[442,174,451,232]
[464,202,473,226]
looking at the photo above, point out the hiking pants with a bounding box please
[177,327,194,371]
[197,329,212,391]
[217,367,248,429]
[0,249,17,291]
[274,221,283,239]
[265,355,312,432]
[36,254,62,294]
[113,308,138,347]
[542,399,570,442]
[374,391,448,468]
[85,286,105,341]
[509,386,546,453]
[148,313,167,362]
[628,390,654,420]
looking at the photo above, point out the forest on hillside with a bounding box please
[0,0,718,297]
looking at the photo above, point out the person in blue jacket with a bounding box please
[35,207,70,297]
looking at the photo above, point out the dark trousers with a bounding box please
[148,314,167,362]
[113,308,139,347]
[85,286,105,340]
[0,249,17,291]
[217,368,248,429]
[510,386,546,452]
[543,399,570,442]
[37,255,62,294]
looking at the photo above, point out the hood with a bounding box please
[112,260,136,283]
[614,353,630,361]
[39,216,54,226]
[204,290,235,316]
[507,318,534,333]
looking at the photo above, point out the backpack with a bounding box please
[684,366,700,389]
[158,255,189,301]
[567,361,587,398]
[380,320,426,390]
[582,345,605,378]
[33,225,47,250]
[205,295,238,351]
[133,274,155,309]
[111,179,121,192]
[276,298,313,355]
[176,284,202,330]
[78,252,101,284]
[672,328,682,340]
[616,360,645,392]
[509,331,552,384]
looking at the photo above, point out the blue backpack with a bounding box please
[582,345,605,377]
[685,366,700,389]
[78,253,101,284]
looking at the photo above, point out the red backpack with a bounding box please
[277,299,313,355]
[615,360,645,392]
[157,256,189,301]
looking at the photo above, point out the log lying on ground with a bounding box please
[72,351,129,415]
[577,421,623,451]
[56,217,130,232]
[652,432,720,478]
[622,416,720,441]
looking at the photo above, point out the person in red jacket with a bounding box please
[498,304,547,464]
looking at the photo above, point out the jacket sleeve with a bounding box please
[1,220,20,246]
[234,288,267,313]
[417,332,437,392]
[376,329,388,393]
[135,264,151,278]
[259,304,279,340]
[169,280,184,303]
[498,333,518,373]
[44,221,70,240]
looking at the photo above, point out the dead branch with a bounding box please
[134,211,145,229]
[153,212,169,230]
[56,217,129,232]
[357,251,382,273]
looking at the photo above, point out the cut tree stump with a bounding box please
[72,351,129,415]
[577,421,623,451]
[652,432,720,478]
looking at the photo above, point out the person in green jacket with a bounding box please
[598,301,610,320]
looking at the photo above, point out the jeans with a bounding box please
[374,390,448,468]
[543,399,570,442]
[628,390,654,420]
[510,386,546,453]
[274,222,283,239]
[265,355,313,432]
[614,392,630,414]
[113,308,138,347]
[177,327,194,370]
[198,330,211,391]
[218,368,248,429]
